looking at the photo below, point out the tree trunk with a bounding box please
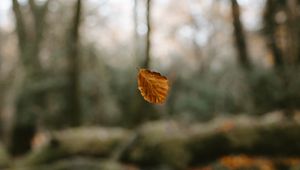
[143,0,151,68]
[297,1,300,65]
[133,0,139,61]
[65,0,82,127]
[126,0,158,127]
[263,0,284,68]
[284,0,299,64]
[10,0,49,155]
[285,0,300,65]
[230,0,251,70]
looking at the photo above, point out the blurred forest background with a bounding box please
[0,0,300,169]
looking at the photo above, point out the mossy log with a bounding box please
[18,114,300,169]
[124,114,300,168]
[0,143,10,168]
[188,118,300,164]
[14,158,137,170]
[18,127,132,166]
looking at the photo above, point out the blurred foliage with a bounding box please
[0,0,299,130]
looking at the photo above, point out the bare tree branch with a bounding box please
[12,0,27,51]
[28,0,38,16]
[29,0,50,49]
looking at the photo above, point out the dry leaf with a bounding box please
[137,68,169,104]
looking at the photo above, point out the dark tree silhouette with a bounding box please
[285,0,300,64]
[230,0,251,70]
[10,0,49,155]
[143,0,152,68]
[65,0,82,127]
[133,0,140,61]
[127,0,158,127]
[263,0,284,68]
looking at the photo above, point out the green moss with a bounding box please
[127,121,190,170]
[19,127,131,166]
[15,158,125,170]
[0,143,10,168]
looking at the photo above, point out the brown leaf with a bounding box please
[137,68,169,104]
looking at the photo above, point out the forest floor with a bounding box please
[1,111,300,170]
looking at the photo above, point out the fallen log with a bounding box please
[124,114,300,168]
[18,113,300,169]
[0,143,10,168]
[19,127,132,166]
[14,157,137,170]
[188,119,300,164]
